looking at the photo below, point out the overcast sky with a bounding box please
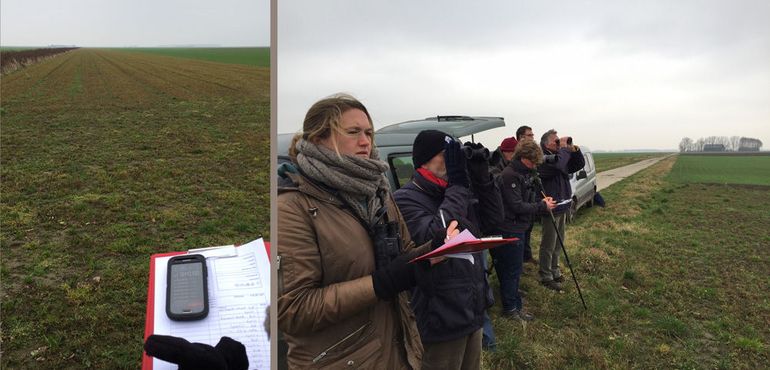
[277,0,770,151]
[1,0,269,47]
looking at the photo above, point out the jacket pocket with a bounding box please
[423,276,477,334]
[312,324,382,369]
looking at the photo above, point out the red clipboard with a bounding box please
[410,236,518,263]
[141,242,270,370]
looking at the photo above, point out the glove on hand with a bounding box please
[444,140,468,187]
[431,219,460,250]
[431,235,445,250]
[372,250,420,301]
[144,335,249,370]
[463,141,490,181]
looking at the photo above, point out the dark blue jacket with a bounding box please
[499,160,548,234]
[537,146,585,214]
[393,171,501,343]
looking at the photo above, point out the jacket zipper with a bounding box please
[276,255,283,295]
[312,322,369,364]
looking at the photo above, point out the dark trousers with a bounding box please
[523,224,534,261]
[422,328,482,370]
[490,232,525,312]
[480,250,496,350]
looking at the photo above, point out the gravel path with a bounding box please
[596,154,675,191]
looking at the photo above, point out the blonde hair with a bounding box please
[289,93,373,160]
[513,139,544,164]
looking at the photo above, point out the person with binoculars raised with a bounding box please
[394,130,502,370]
[537,129,585,291]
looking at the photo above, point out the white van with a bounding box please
[567,146,597,222]
[278,115,506,190]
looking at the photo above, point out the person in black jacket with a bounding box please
[488,136,517,178]
[537,129,585,291]
[493,140,556,320]
[394,130,502,370]
[514,125,538,264]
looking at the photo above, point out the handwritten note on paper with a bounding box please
[442,229,477,263]
[151,239,270,370]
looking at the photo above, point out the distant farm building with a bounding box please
[738,137,762,152]
[703,144,726,152]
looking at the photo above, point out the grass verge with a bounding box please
[483,155,770,369]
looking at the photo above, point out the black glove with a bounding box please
[463,142,490,181]
[144,335,249,370]
[445,140,468,187]
[430,219,461,250]
[431,235,445,250]
[371,251,420,301]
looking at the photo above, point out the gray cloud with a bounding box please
[278,0,770,150]
[1,0,269,47]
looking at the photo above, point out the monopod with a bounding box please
[540,189,588,311]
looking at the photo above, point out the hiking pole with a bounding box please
[541,189,588,311]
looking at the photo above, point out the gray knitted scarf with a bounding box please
[295,138,390,225]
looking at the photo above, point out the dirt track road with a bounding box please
[597,154,675,191]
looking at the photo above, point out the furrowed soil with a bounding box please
[484,155,769,369]
[1,48,269,368]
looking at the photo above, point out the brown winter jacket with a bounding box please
[277,171,426,369]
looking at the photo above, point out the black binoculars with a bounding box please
[372,221,401,271]
[461,144,490,161]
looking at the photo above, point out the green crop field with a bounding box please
[1,48,269,368]
[118,47,270,67]
[484,156,769,369]
[593,152,670,173]
[668,154,770,186]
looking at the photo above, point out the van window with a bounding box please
[583,153,593,172]
[388,153,415,189]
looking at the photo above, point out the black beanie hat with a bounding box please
[412,130,449,168]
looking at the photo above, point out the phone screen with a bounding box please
[167,255,208,320]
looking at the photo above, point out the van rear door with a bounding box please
[376,116,505,138]
[375,116,506,189]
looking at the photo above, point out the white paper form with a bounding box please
[151,239,270,370]
[443,229,477,264]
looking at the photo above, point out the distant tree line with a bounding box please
[678,136,763,152]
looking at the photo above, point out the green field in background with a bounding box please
[593,152,670,173]
[118,47,270,67]
[668,154,770,186]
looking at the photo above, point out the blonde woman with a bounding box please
[277,94,455,369]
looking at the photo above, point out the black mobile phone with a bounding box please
[166,254,209,321]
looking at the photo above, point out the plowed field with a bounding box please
[1,48,269,368]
